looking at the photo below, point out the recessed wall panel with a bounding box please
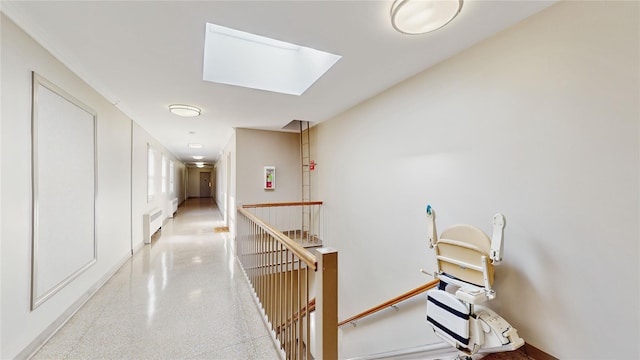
[31,73,97,309]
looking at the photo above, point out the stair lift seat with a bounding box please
[426,289,471,346]
[424,205,524,356]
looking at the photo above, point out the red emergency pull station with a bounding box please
[309,160,316,171]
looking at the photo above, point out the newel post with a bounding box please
[315,247,338,360]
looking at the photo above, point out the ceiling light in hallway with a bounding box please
[391,0,463,35]
[192,155,204,160]
[169,104,201,117]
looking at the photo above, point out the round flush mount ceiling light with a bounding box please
[391,0,463,35]
[169,104,201,117]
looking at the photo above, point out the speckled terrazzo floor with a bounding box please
[32,198,281,360]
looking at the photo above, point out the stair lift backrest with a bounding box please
[437,224,494,288]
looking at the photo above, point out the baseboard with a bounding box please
[346,342,556,360]
[524,343,558,360]
[345,342,457,360]
[132,240,144,255]
[15,252,132,360]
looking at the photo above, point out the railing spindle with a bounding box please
[236,203,334,360]
[306,264,311,360]
[278,241,283,348]
[285,248,290,357]
[297,258,303,358]
[269,234,274,326]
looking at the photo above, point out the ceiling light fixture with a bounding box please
[192,155,204,160]
[188,143,203,149]
[391,0,463,35]
[169,104,201,117]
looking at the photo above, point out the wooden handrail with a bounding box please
[276,298,316,333]
[237,206,317,269]
[242,201,323,208]
[337,279,440,327]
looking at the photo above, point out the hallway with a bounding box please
[32,198,281,360]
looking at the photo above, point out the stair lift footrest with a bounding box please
[427,289,471,346]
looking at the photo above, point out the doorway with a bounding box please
[200,172,211,198]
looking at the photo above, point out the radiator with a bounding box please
[143,208,163,244]
[169,198,178,218]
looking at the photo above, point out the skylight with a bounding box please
[203,23,342,96]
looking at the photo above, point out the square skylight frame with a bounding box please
[203,23,342,96]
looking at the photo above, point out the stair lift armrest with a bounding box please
[426,205,438,248]
[490,214,506,264]
[444,255,495,303]
[481,256,496,300]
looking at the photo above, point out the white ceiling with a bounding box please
[2,0,557,165]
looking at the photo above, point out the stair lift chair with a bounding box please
[424,205,524,356]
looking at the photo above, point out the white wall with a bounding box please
[315,1,638,359]
[217,128,300,237]
[0,14,186,358]
[170,155,187,205]
[217,133,237,233]
[131,122,185,251]
[176,159,186,204]
[235,128,302,205]
[1,14,132,359]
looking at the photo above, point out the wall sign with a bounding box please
[264,166,275,190]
